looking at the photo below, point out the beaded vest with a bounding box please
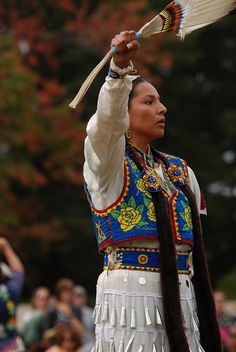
[86,146,194,251]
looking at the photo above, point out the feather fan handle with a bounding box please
[69,50,113,109]
[69,2,184,109]
[69,0,236,108]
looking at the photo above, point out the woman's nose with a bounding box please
[158,102,167,114]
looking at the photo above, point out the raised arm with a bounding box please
[84,31,139,208]
[0,237,24,273]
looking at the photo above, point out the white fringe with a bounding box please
[94,305,101,324]
[109,338,115,352]
[118,339,124,352]
[92,305,96,320]
[138,345,144,352]
[120,306,127,326]
[193,309,200,326]
[145,306,152,325]
[144,297,152,325]
[110,307,116,327]
[102,300,109,322]
[124,332,135,352]
[130,307,136,328]
[182,310,188,329]
[152,343,158,352]
[98,339,102,352]
[156,306,162,325]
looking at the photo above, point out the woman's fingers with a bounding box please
[111,30,138,53]
[110,31,139,68]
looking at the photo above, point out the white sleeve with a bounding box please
[83,61,133,209]
[188,166,207,215]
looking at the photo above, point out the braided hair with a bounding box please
[125,79,222,352]
[126,143,190,352]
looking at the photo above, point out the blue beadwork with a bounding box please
[86,148,193,251]
[108,68,124,79]
[104,247,190,273]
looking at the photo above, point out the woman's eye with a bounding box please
[145,100,152,105]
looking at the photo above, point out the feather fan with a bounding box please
[70,0,236,108]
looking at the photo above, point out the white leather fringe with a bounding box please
[91,270,205,352]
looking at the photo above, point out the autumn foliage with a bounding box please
[1,1,235,293]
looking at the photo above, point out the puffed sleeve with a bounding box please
[83,60,134,209]
[188,166,207,215]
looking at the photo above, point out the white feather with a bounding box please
[179,0,236,37]
[139,15,163,38]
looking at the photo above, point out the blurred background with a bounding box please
[0,0,236,303]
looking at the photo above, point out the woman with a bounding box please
[84,31,221,352]
[45,322,81,352]
[42,278,84,347]
[0,237,25,352]
[21,286,50,351]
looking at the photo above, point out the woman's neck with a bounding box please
[128,139,149,154]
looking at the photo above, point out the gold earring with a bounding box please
[125,129,132,140]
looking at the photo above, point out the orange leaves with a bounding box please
[0,0,176,245]
[7,162,48,188]
[74,0,174,85]
[38,79,65,107]
[24,130,48,154]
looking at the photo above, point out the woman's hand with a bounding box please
[110,30,139,69]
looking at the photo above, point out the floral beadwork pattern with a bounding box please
[138,254,149,265]
[89,149,194,249]
[0,286,16,341]
[136,179,152,199]
[141,169,163,192]
[179,201,193,231]
[111,196,152,232]
[167,163,187,186]
[147,202,156,222]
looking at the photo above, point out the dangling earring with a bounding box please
[125,129,132,140]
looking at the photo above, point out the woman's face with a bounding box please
[60,333,77,351]
[128,81,167,145]
[59,289,73,304]
[32,288,49,310]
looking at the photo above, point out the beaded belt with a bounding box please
[104,247,191,274]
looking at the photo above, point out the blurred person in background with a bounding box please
[0,237,25,352]
[225,324,236,352]
[214,290,236,349]
[45,322,81,352]
[73,286,95,352]
[21,286,51,351]
[42,278,84,348]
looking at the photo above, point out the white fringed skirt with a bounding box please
[91,269,205,352]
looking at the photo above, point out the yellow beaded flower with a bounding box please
[136,179,152,198]
[147,202,156,222]
[118,207,142,232]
